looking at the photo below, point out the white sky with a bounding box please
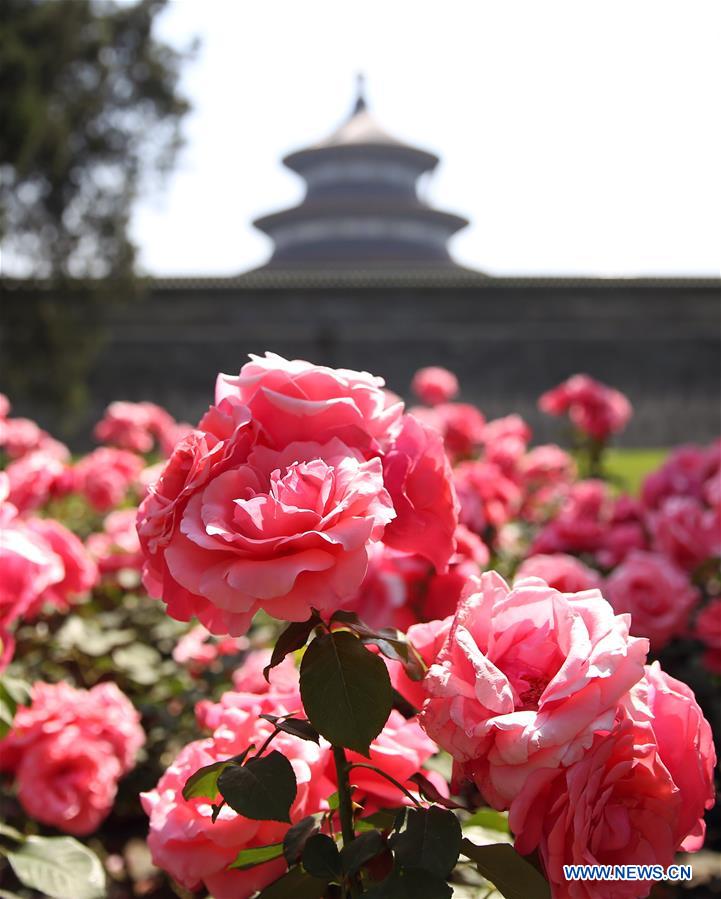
[131,0,721,278]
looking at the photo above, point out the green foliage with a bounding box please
[282,815,320,864]
[229,842,285,870]
[605,448,668,495]
[182,745,255,801]
[300,630,393,755]
[256,865,329,899]
[391,806,462,880]
[218,750,297,823]
[6,836,106,899]
[301,834,342,881]
[0,0,192,415]
[263,613,320,681]
[0,673,31,738]
[364,868,453,899]
[461,838,551,899]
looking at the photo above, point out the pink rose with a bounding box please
[141,716,333,899]
[411,366,459,406]
[0,503,64,627]
[455,460,522,534]
[0,681,144,774]
[641,444,717,511]
[0,682,144,835]
[0,417,46,459]
[216,353,403,453]
[420,572,648,809]
[86,508,144,575]
[172,624,247,672]
[380,414,458,572]
[650,496,720,571]
[195,652,301,733]
[15,727,123,835]
[73,447,144,511]
[623,662,716,852]
[695,598,721,674]
[138,359,459,636]
[339,711,447,815]
[519,444,576,488]
[161,438,394,635]
[516,553,603,594]
[412,403,486,460]
[509,719,681,899]
[22,518,97,615]
[605,550,699,650]
[386,618,452,710]
[5,450,70,512]
[539,374,632,441]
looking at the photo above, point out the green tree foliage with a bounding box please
[0,0,192,417]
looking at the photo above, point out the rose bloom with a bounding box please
[650,496,720,572]
[138,355,458,636]
[141,716,333,899]
[385,617,452,710]
[0,502,64,628]
[94,400,180,455]
[22,517,97,616]
[509,719,682,899]
[420,572,648,809]
[412,402,486,461]
[5,450,70,512]
[0,417,46,459]
[172,624,246,672]
[623,662,716,851]
[454,460,522,534]
[411,366,459,406]
[0,681,144,835]
[340,711,447,815]
[72,447,144,511]
[195,651,301,733]
[14,726,124,836]
[86,508,144,575]
[539,374,632,441]
[519,444,576,489]
[516,554,603,594]
[695,598,721,674]
[605,550,699,651]
[641,444,718,511]
[346,524,486,630]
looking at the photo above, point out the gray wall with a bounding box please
[76,281,720,447]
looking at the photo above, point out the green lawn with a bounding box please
[604,448,668,495]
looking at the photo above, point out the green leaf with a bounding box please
[301,834,342,881]
[7,836,106,899]
[0,675,30,739]
[261,714,320,744]
[218,750,297,823]
[283,815,319,865]
[392,806,462,879]
[112,643,162,684]
[326,791,340,810]
[229,843,285,870]
[340,829,385,875]
[463,807,510,833]
[182,744,254,800]
[356,808,404,833]
[364,868,453,899]
[264,614,320,682]
[300,631,392,755]
[408,772,466,810]
[257,865,329,898]
[331,611,425,680]
[460,839,551,899]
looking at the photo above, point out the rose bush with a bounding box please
[0,360,717,899]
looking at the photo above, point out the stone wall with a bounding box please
[71,280,720,447]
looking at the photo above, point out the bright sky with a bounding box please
[131,0,721,278]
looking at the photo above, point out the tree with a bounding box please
[0,0,192,418]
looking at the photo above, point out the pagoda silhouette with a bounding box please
[250,76,473,273]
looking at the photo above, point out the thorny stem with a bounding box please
[332,745,362,897]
